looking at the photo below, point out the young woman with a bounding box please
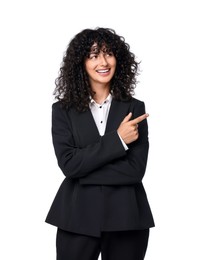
[45,27,155,260]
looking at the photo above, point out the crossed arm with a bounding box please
[52,101,149,185]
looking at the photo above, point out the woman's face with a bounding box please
[84,43,116,88]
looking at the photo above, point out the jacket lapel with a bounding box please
[105,99,131,133]
[70,108,100,147]
[70,99,131,147]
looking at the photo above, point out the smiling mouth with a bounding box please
[96,69,110,73]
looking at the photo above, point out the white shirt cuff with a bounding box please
[117,133,129,151]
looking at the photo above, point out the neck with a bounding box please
[91,84,110,104]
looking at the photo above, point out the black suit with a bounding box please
[45,97,154,238]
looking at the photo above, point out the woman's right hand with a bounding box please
[117,112,149,144]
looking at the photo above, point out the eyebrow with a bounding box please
[90,48,99,54]
[89,45,112,55]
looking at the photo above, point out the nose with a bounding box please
[99,53,108,66]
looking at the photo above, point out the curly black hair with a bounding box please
[54,27,140,111]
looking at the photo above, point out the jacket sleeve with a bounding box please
[79,101,149,185]
[52,102,126,179]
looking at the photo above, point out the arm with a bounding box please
[52,102,126,179]
[79,101,149,185]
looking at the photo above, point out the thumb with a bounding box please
[121,112,132,123]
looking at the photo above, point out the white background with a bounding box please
[0,0,204,259]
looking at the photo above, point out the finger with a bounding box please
[130,113,149,124]
[121,112,132,123]
[133,124,138,132]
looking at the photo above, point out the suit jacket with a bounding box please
[45,97,155,237]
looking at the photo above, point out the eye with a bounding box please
[106,52,113,57]
[89,53,98,59]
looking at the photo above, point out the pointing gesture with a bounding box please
[117,112,149,144]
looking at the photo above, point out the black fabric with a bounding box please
[56,228,150,260]
[45,98,154,237]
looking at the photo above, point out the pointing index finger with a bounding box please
[131,113,149,124]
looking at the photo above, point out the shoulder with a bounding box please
[52,101,78,113]
[128,97,147,116]
[52,101,80,125]
[51,101,70,123]
[130,96,145,105]
[114,97,144,106]
[52,101,64,110]
[113,97,146,113]
[129,97,145,109]
[52,101,71,114]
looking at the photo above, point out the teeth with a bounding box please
[97,69,109,73]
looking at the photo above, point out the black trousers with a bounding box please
[56,228,149,260]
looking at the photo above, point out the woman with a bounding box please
[45,27,155,260]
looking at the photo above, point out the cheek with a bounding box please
[112,58,117,69]
[85,61,95,72]
[112,60,117,72]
